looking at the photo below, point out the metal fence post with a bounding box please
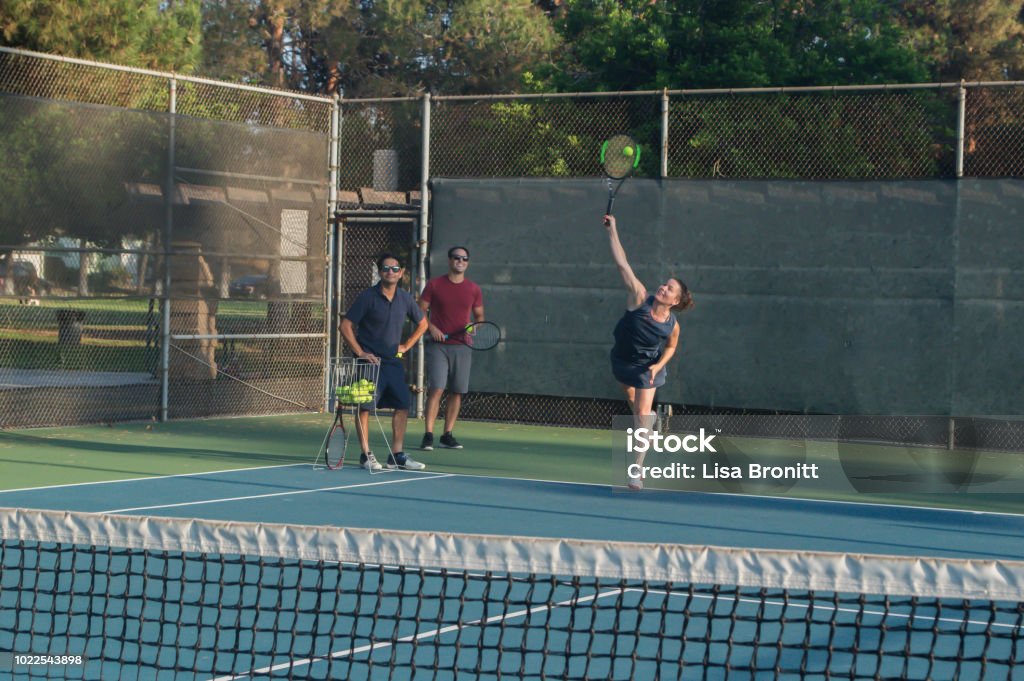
[948,80,969,448]
[160,76,176,423]
[955,80,966,178]
[661,88,669,178]
[415,93,432,419]
[325,94,341,411]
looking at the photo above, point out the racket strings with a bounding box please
[602,134,638,179]
[467,323,501,349]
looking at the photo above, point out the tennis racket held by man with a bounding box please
[442,321,501,351]
[396,321,500,357]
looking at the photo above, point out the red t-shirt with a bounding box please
[421,276,483,344]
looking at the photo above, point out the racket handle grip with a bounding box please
[606,195,615,216]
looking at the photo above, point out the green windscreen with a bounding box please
[429,177,1024,417]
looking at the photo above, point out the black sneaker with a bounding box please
[420,432,434,451]
[439,431,463,449]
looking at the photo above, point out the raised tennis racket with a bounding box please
[600,134,641,215]
[444,321,501,351]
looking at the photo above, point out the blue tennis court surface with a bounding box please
[2,462,1023,560]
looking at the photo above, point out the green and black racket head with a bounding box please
[601,134,641,179]
[600,135,641,214]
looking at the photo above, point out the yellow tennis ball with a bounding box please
[623,146,634,157]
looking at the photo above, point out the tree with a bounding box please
[0,0,202,72]
[200,0,560,96]
[201,0,350,89]
[894,2,1024,176]
[0,96,168,294]
[200,0,275,85]
[896,0,1024,81]
[544,0,931,92]
[374,0,561,94]
[1,2,194,293]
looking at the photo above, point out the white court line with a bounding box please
[103,474,454,513]
[426,469,1024,519]
[212,584,1022,681]
[0,463,309,494]
[99,464,1024,520]
[2,449,1016,519]
[209,588,622,680]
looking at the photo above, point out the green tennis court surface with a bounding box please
[3,414,1022,514]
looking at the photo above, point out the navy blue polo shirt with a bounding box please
[345,283,423,358]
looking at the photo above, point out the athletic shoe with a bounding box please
[387,452,426,471]
[627,465,644,490]
[420,432,434,451]
[439,432,463,449]
[360,451,382,472]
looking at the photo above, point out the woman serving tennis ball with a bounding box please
[605,215,694,486]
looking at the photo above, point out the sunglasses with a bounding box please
[450,255,469,262]
[380,265,402,273]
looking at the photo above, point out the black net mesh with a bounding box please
[1,509,1022,680]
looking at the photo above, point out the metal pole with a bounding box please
[949,80,968,447]
[325,94,341,411]
[416,93,432,419]
[661,89,669,178]
[160,77,176,422]
[955,81,967,178]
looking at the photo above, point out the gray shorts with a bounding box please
[426,342,473,393]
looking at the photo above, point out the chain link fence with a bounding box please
[336,84,1023,191]
[0,48,333,427]
[4,45,1023,448]
[337,98,422,203]
[668,88,958,179]
[963,84,1024,177]
[431,95,662,178]
[336,83,1024,450]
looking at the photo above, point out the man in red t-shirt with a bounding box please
[418,246,484,450]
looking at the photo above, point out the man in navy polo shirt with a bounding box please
[340,253,429,472]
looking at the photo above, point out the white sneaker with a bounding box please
[387,453,426,471]
[360,452,382,472]
[401,456,426,471]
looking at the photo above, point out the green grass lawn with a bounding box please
[0,298,316,318]
[0,298,325,371]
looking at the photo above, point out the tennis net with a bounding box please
[1,507,1022,680]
